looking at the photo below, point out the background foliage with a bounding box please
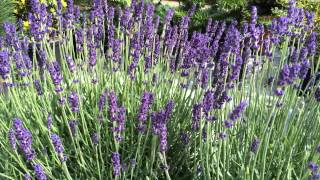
[0,0,16,35]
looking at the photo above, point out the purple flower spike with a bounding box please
[229,101,247,121]
[108,91,119,122]
[192,103,202,131]
[180,131,189,144]
[219,132,227,140]
[24,174,31,180]
[13,118,36,161]
[224,120,233,128]
[69,120,78,137]
[47,113,53,131]
[8,128,16,150]
[137,92,154,132]
[159,124,168,152]
[98,90,108,113]
[308,161,319,173]
[250,138,260,153]
[0,51,10,80]
[66,56,76,73]
[112,152,121,177]
[91,132,99,145]
[34,80,43,96]
[50,133,67,162]
[33,164,47,180]
[68,91,79,112]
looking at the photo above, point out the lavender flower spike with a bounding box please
[112,152,121,177]
[229,101,247,121]
[51,133,67,162]
[68,91,80,112]
[33,164,47,180]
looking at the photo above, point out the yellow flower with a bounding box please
[62,0,67,8]
[23,21,29,31]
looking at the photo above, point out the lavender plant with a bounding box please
[0,0,319,179]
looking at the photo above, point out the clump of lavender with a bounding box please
[50,133,67,162]
[68,91,80,112]
[112,152,121,177]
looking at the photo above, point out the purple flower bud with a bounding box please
[229,101,247,121]
[98,90,108,113]
[224,120,233,128]
[164,8,174,26]
[274,89,284,96]
[0,51,10,80]
[202,90,214,116]
[33,164,47,180]
[50,133,67,162]
[112,152,121,177]
[219,132,227,140]
[68,91,79,112]
[180,131,189,144]
[137,92,153,132]
[8,128,16,150]
[250,138,260,153]
[159,124,168,152]
[13,118,36,161]
[91,132,99,145]
[307,32,317,56]
[308,161,319,173]
[47,113,52,131]
[66,56,76,73]
[69,120,78,136]
[192,103,202,131]
[24,174,31,180]
[108,91,119,122]
[299,60,310,79]
[34,80,43,96]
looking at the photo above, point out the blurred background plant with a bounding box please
[0,0,16,35]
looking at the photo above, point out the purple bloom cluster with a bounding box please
[0,51,10,80]
[68,91,80,112]
[33,164,47,180]
[228,101,247,121]
[151,100,174,152]
[250,138,260,153]
[137,92,154,132]
[112,152,121,177]
[47,62,64,93]
[50,133,67,162]
[12,118,36,161]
